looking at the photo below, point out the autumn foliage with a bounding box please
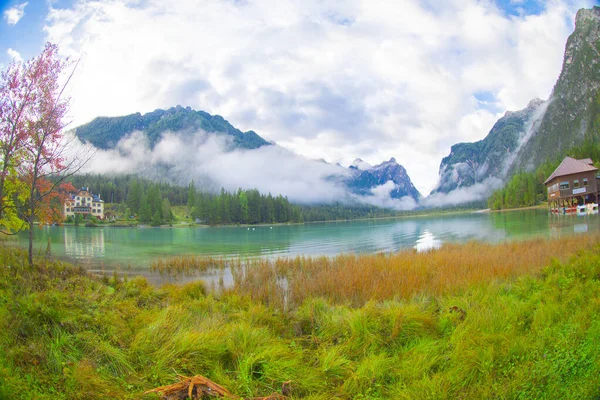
[0,43,78,265]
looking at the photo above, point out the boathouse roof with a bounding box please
[544,157,598,185]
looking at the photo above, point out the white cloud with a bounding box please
[43,0,594,197]
[6,48,22,62]
[77,128,426,208]
[79,130,353,204]
[4,2,28,25]
[363,181,418,211]
[422,177,504,208]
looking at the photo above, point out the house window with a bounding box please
[584,178,589,186]
[574,180,580,188]
[560,181,569,189]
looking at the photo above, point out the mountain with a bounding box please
[346,158,422,201]
[511,6,600,172]
[73,106,422,207]
[75,105,271,150]
[432,6,600,196]
[431,98,546,194]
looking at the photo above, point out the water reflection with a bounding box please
[417,213,507,243]
[286,219,420,256]
[414,230,441,252]
[63,227,105,259]
[548,213,597,235]
[574,224,588,233]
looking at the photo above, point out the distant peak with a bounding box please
[526,98,544,109]
[350,158,372,170]
[372,157,404,172]
[75,105,271,151]
[503,98,545,118]
[376,157,398,167]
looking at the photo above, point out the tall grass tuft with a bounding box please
[150,255,229,276]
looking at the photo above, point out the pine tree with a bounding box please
[187,180,196,212]
[127,179,142,214]
[138,193,151,223]
[239,190,248,224]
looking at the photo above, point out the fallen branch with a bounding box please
[144,375,237,399]
[144,375,291,400]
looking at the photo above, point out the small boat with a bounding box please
[563,206,577,214]
[586,203,599,214]
[577,205,587,216]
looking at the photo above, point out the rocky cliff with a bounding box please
[511,6,600,172]
[432,6,600,196]
[431,99,546,194]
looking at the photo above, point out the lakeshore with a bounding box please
[13,208,600,281]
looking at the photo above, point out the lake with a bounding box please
[14,208,600,281]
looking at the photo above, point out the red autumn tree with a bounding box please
[0,43,89,267]
[0,46,38,233]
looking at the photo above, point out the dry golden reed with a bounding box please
[148,235,600,310]
[227,235,600,309]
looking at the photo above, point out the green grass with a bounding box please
[1,239,600,398]
[170,205,191,222]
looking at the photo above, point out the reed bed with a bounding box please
[227,235,600,309]
[150,255,237,276]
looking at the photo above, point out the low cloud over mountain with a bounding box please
[73,107,422,210]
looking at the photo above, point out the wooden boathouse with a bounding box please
[545,157,599,213]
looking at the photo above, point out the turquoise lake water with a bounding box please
[14,209,600,280]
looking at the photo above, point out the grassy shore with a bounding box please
[2,235,600,399]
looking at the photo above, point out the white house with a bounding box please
[64,187,105,220]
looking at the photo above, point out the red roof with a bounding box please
[544,157,598,184]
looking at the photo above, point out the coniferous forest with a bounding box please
[68,174,399,225]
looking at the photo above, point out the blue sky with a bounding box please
[495,0,547,15]
[0,0,597,199]
[0,0,76,63]
[1,1,47,63]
